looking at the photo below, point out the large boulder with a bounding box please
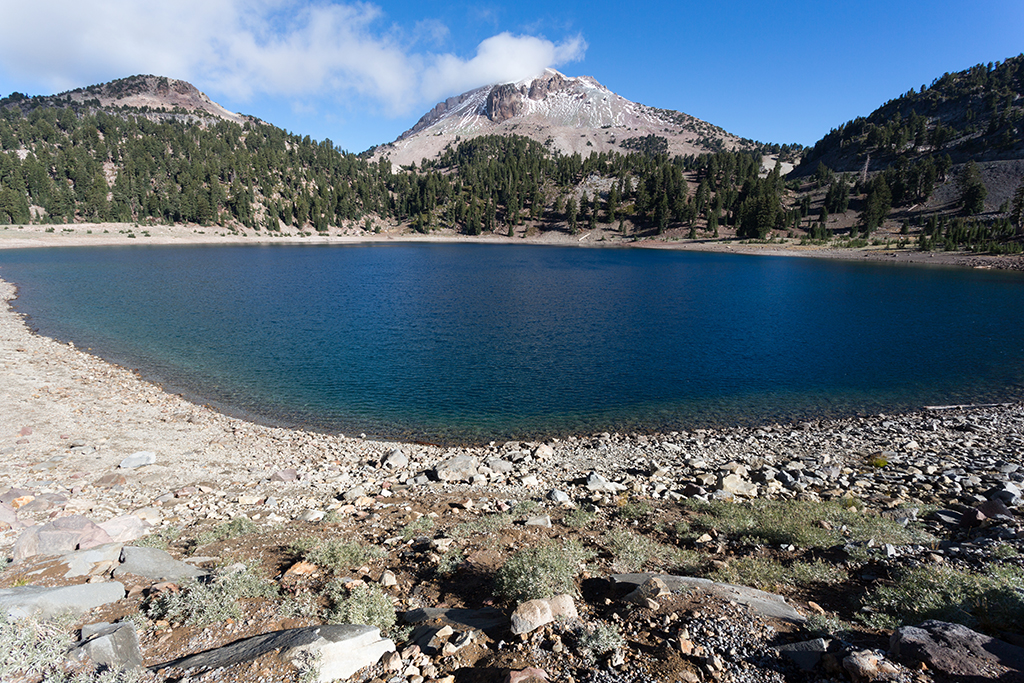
[13,515,113,561]
[890,620,1024,679]
[0,582,126,619]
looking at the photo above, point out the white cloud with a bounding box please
[420,33,587,103]
[0,0,586,114]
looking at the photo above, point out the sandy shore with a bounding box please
[2,221,1023,270]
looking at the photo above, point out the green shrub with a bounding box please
[710,556,847,591]
[401,516,435,540]
[325,582,396,634]
[574,622,624,662]
[563,508,597,529]
[676,499,932,549]
[495,541,593,602]
[455,512,513,537]
[861,564,1024,633]
[146,565,278,627]
[292,538,384,574]
[602,529,687,573]
[616,499,654,522]
[195,517,258,545]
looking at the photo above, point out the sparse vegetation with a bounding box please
[195,516,258,545]
[860,564,1024,632]
[145,564,278,627]
[325,582,396,634]
[495,541,594,602]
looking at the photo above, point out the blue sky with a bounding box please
[0,0,1021,153]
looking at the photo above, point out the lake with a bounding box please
[2,243,1023,443]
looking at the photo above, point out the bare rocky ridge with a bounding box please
[4,74,252,126]
[376,69,751,168]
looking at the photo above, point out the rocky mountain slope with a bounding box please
[0,74,252,126]
[795,55,1024,176]
[376,69,753,168]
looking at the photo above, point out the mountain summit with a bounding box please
[2,75,250,126]
[377,69,750,166]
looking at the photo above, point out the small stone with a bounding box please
[547,489,571,503]
[380,570,398,587]
[118,452,156,469]
[525,515,552,528]
[297,510,325,522]
[270,469,298,482]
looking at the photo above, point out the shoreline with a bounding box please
[2,220,1023,271]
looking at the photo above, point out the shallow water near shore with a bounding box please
[2,242,1024,443]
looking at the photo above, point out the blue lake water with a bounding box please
[2,243,1023,443]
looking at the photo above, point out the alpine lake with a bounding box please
[2,242,1024,444]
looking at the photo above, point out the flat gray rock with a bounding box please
[119,451,156,469]
[72,621,143,671]
[155,625,394,683]
[114,546,207,581]
[611,573,806,624]
[0,582,125,619]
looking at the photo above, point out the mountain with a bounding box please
[1,74,253,126]
[375,69,753,167]
[796,55,1024,176]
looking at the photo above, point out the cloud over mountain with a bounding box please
[0,0,585,114]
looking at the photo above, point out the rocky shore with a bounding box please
[2,271,1024,682]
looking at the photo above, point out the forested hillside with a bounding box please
[798,55,1024,174]
[0,95,798,240]
[0,63,1021,254]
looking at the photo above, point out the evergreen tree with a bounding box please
[957,161,988,215]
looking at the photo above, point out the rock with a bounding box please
[297,509,325,522]
[283,625,395,683]
[843,649,899,683]
[718,473,758,497]
[986,482,1022,506]
[402,607,507,639]
[380,570,398,587]
[383,450,409,469]
[92,473,127,488]
[776,638,829,671]
[60,543,124,578]
[612,573,805,624]
[510,594,578,635]
[623,576,670,606]
[520,474,540,487]
[72,621,143,671]
[270,469,299,482]
[533,444,555,459]
[0,487,34,505]
[525,515,552,528]
[504,667,548,683]
[155,625,394,682]
[890,620,1024,678]
[114,546,207,581]
[118,451,156,469]
[434,456,479,482]
[13,515,113,561]
[0,582,126,619]
[586,472,626,493]
[98,515,148,543]
[547,489,571,503]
